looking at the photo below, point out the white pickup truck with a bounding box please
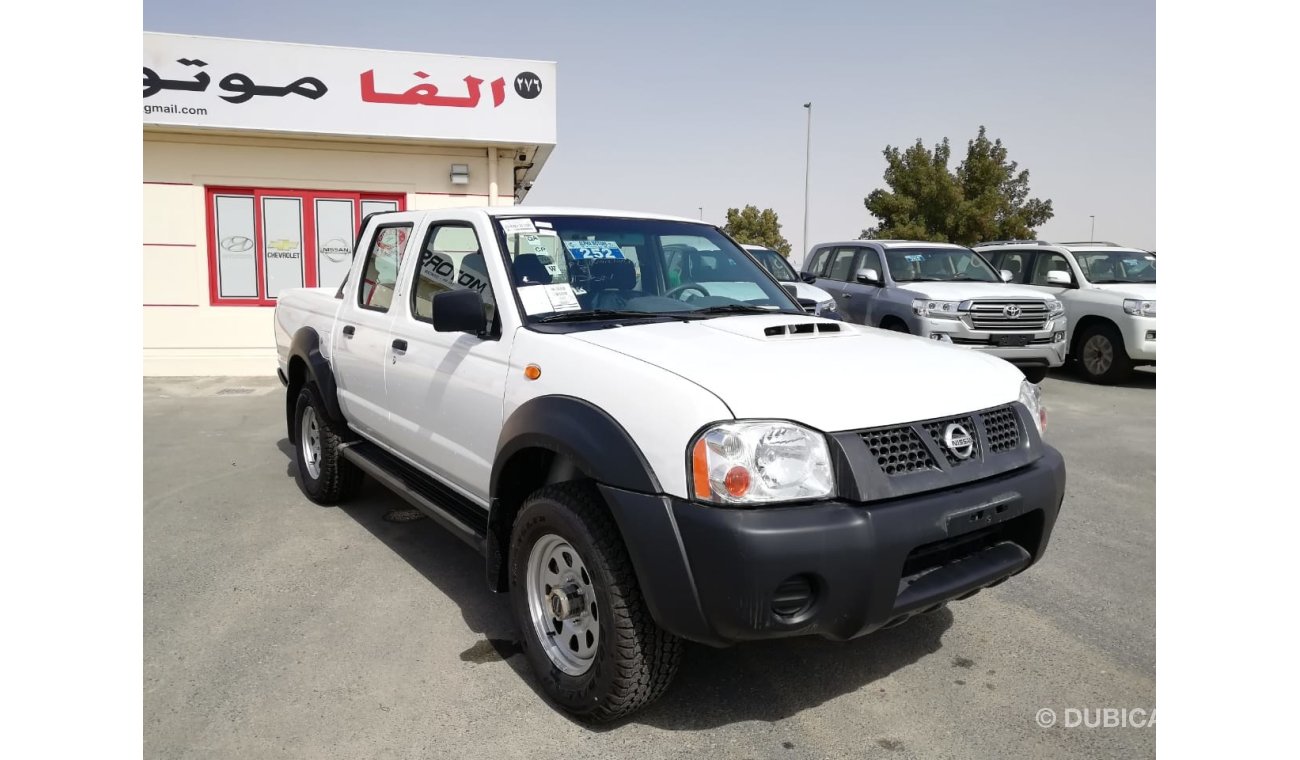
[273,207,1067,722]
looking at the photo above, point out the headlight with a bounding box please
[911,299,963,319]
[1019,379,1046,434]
[1123,299,1156,317]
[690,421,834,505]
[1046,299,1065,317]
[815,299,842,319]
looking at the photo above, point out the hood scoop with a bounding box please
[762,322,843,338]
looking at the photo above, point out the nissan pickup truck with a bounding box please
[801,240,1068,382]
[975,241,1155,384]
[273,207,1067,722]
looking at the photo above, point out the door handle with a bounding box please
[342,325,355,336]
[843,293,854,298]
[391,338,408,352]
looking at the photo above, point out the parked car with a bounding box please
[742,244,843,319]
[974,241,1155,384]
[801,240,1067,382]
[273,208,1066,722]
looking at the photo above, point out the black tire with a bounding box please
[509,483,682,723]
[881,318,910,334]
[1020,366,1049,384]
[292,384,362,504]
[1073,323,1134,384]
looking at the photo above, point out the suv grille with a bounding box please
[980,405,1021,452]
[968,300,1049,331]
[922,415,981,466]
[862,426,938,475]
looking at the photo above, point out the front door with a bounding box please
[383,221,511,506]
[839,247,885,325]
[333,222,414,439]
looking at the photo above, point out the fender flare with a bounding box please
[286,327,347,439]
[485,396,660,590]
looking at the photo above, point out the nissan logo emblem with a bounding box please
[319,238,351,263]
[1002,304,1022,318]
[943,423,975,459]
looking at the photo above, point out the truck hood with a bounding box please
[566,315,1024,432]
[1088,282,1156,300]
[899,281,1052,301]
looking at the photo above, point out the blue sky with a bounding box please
[144,0,1155,254]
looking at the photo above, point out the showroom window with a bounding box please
[205,187,405,306]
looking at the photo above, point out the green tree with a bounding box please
[722,205,792,256]
[861,126,1053,246]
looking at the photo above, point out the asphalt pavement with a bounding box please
[144,369,1156,759]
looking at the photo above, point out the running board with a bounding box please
[341,441,489,553]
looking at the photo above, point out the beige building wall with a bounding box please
[143,130,517,376]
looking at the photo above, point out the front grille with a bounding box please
[979,405,1021,452]
[922,415,980,466]
[967,300,1049,331]
[950,336,1053,346]
[861,426,938,475]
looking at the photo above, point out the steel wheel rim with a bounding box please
[526,533,599,676]
[1082,334,1113,376]
[301,406,322,480]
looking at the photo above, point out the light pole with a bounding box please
[1090,215,1096,242]
[802,102,812,261]
[698,207,703,220]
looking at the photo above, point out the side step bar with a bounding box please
[341,442,489,554]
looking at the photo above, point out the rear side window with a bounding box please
[806,247,831,276]
[358,224,412,311]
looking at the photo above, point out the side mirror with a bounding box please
[432,289,485,333]
[855,268,881,285]
[799,271,817,284]
[1045,270,1073,286]
[1000,269,1014,282]
[780,283,800,301]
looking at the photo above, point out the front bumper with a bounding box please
[601,446,1066,647]
[912,316,1068,367]
[1120,316,1156,363]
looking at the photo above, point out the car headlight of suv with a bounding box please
[814,299,839,317]
[1123,299,1156,317]
[690,421,835,505]
[1019,379,1047,434]
[1046,299,1065,318]
[911,299,963,319]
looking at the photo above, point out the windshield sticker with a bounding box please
[535,221,554,229]
[565,240,626,259]
[905,254,925,262]
[499,218,537,235]
[1145,255,1156,260]
[517,283,582,315]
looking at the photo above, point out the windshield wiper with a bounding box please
[535,309,672,323]
[686,304,782,316]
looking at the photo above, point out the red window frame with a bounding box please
[204,186,406,306]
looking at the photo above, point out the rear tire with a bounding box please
[1020,367,1049,384]
[292,384,362,504]
[509,483,681,723]
[1073,324,1134,384]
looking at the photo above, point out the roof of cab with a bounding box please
[482,207,704,224]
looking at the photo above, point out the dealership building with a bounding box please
[143,32,556,375]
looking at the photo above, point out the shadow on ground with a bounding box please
[1047,365,1156,389]
[276,438,954,730]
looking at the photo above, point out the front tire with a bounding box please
[292,384,362,504]
[1074,324,1134,384]
[509,483,681,723]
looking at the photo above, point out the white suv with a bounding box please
[976,241,1155,384]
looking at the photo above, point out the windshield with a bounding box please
[748,248,798,282]
[1075,251,1157,283]
[493,216,800,322]
[884,247,1000,283]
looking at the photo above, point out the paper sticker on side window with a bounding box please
[565,240,626,259]
[500,218,537,234]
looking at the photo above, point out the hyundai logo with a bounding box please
[1002,304,1022,318]
[943,423,975,459]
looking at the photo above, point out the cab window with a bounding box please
[1030,252,1075,286]
[358,224,412,311]
[411,224,497,331]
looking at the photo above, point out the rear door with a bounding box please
[333,219,415,439]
